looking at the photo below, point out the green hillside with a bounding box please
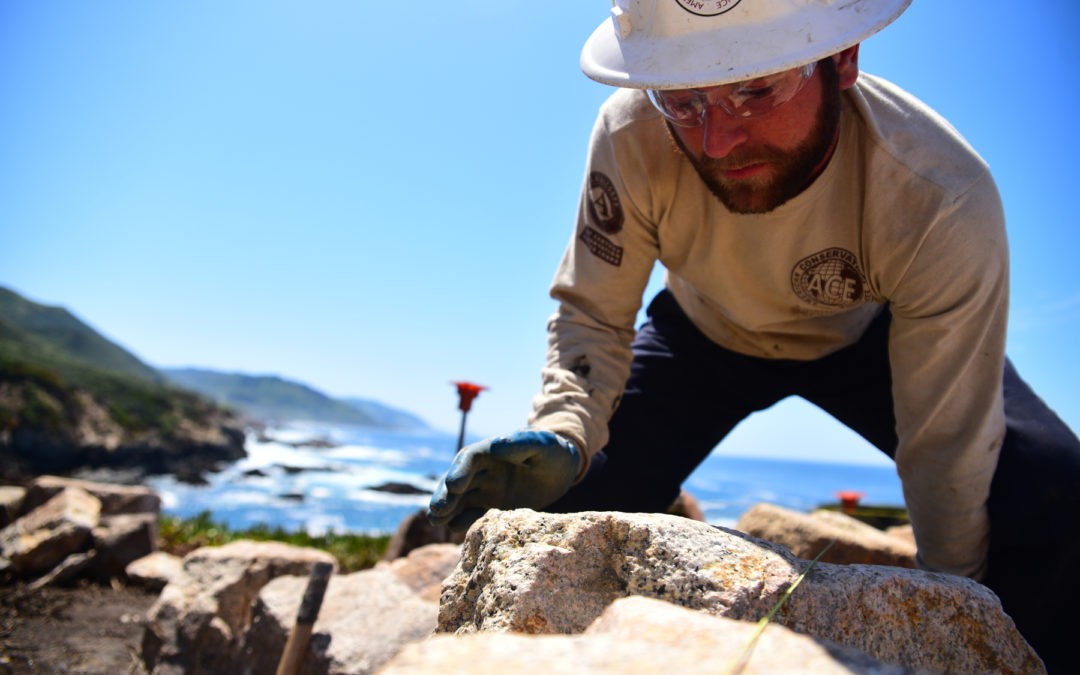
[0,287,163,385]
[0,295,185,435]
[164,368,430,430]
[0,287,245,482]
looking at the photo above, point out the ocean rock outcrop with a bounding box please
[0,380,246,485]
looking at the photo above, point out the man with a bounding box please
[429,1,1079,669]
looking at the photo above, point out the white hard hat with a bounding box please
[581,0,912,90]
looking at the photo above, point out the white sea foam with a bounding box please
[157,488,179,509]
[258,424,332,444]
[212,490,283,507]
[240,440,332,470]
[325,443,410,465]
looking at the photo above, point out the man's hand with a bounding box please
[427,430,581,532]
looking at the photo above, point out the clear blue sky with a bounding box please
[2,2,1078,466]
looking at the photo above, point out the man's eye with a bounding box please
[738,85,777,100]
[666,95,700,116]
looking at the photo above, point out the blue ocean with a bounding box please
[146,423,905,536]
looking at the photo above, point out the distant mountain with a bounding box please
[162,369,431,431]
[338,396,429,431]
[0,287,246,483]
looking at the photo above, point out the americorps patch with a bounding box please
[587,172,624,235]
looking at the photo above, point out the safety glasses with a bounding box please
[647,62,817,126]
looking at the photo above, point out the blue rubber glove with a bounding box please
[427,430,581,532]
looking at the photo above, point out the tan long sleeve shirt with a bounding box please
[528,73,1008,580]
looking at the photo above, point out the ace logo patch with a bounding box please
[791,247,871,307]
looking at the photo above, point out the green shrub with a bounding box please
[158,511,391,573]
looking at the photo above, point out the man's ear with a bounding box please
[834,45,860,90]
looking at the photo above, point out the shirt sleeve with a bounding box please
[527,105,661,471]
[884,169,1008,580]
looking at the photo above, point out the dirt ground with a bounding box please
[0,581,157,675]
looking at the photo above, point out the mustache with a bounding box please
[690,146,788,172]
[663,124,784,172]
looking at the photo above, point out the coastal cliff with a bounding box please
[0,287,246,484]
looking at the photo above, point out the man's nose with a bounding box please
[702,107,750,159]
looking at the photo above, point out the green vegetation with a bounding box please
[158,511,391,573]
[0,287,228,440]
[0,352,219,437]
[0,287,163,385]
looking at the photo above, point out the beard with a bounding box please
[669,59,843,214]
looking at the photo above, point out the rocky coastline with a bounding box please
[0,389,247,487]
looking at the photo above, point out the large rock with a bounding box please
[0,476,162,585]
[382,509,464,561]
[140,542,458,675]
[22,475,161,516]
[438,509,1043,674]
[90,511,159,582]
[26,549,97,591]
[126,551,184,591]
[384,595,911,674]
[887,523,916,546]
[377,542,460,602]
[243,566,439,674]
[736,502,916,568]
[0,485,26,527]
[141,540,338,675]
[0,485,101,575]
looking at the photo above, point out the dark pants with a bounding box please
[547,290,1080,672]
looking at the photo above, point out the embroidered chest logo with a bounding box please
[791,248,871,307]
[673,0,742,18]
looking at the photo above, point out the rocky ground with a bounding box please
[0,581,156,674]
